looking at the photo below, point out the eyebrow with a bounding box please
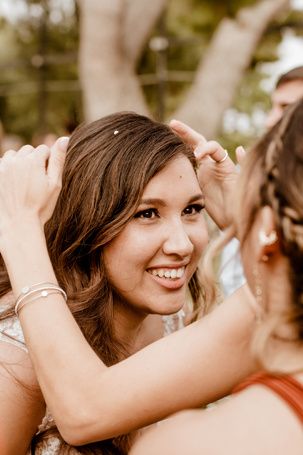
[139,194,205,207]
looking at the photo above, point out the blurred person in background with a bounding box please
[220,65,303,297]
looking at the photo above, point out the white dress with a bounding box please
[0,306,185,454]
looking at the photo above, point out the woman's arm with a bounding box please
[7,225,257,445]
[0,341,45,454]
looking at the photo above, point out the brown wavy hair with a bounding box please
[0,112,205,453]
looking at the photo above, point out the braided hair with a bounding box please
[237,98,303,370]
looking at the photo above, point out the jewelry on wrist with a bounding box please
[15,282,67,316]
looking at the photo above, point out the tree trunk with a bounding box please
[78,0,167,121]
[171,0,290,138]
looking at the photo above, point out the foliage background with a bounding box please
[0,0,303,151]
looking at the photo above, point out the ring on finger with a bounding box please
[217,150,228,163]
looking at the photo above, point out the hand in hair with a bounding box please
[0,137,68,249]
[170,120,241,229]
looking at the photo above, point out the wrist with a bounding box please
[0,218,58,298]
[0,215,45,258]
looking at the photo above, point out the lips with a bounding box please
[146,266,187,290]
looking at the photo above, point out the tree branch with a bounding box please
[171,0,290,138]
[123,0,168,65]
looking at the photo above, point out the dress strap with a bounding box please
[233,372,303,423]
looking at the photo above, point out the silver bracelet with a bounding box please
[15,282,67,316]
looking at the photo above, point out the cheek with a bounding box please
[191,220,209,259]
[104,228,158,277]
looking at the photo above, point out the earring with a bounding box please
[258,230,277,246]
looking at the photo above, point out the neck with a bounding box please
[113,297,148,354]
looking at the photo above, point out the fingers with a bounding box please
[235,146,246,164]
[48,136,69,184]
[169,119,207,149]
[18,145,35,157]
[195,140,228,163]
[2,149,17,159]
[32,145,51,170]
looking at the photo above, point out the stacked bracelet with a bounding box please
[15,282,67,316]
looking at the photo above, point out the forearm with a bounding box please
[1,219,107,441]
[2,221,257,445]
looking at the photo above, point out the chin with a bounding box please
[149,301,185,316]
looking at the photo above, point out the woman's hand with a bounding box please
[170,120,245,229]
[0,137,68,242]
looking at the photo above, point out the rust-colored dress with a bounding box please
[233,372,303,423]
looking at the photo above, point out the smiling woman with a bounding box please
[0,112,207,454]
[104,155,207,320]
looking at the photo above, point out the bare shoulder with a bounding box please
[131,385,303,455]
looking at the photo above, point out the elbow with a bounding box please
[55,407,106,446]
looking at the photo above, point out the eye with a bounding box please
[182,204,205,216]
[134,208,159,219]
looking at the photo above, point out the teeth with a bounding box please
[171,269,177,279]
[176,268,183,278]
[149,267,185,279]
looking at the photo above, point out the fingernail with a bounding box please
[236,146,245,155]
[57,136,69,150]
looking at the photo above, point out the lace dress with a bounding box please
[0,307,185,454]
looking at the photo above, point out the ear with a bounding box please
[257,206,280,262]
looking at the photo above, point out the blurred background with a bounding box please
[0,0,303,154]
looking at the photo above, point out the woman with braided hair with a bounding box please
[131,99,303,454]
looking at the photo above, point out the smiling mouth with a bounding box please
[147,266,185,280]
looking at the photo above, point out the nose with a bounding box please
[162,219,194,258]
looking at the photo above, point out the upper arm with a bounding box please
[130,385,303,455]
[0,341,45,454]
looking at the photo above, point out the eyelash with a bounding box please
[134,208,159,219]
[183,204,205,215]
[134,204,205,220]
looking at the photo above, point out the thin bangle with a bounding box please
[15,282,67,315]
[16,288,67,316]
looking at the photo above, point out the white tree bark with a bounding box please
[78,0,167,121]
[171,0,290,138]
[124,0,168,65]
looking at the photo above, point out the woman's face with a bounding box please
[104,155,208,316]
